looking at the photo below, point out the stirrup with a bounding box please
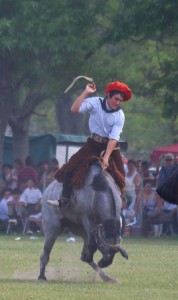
[58,196,70,208]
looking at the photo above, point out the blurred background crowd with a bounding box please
[0,152,178,237]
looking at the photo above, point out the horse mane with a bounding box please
[91,171,109,191]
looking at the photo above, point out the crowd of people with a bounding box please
[0,152,178,237]
[0,156,59,234]
[122,153,178,237]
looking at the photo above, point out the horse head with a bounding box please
[89,164,128,268]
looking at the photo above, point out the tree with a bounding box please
[0,0,107,173]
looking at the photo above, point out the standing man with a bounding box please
[48,81,132,207]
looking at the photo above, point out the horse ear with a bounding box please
[118,248,128,260]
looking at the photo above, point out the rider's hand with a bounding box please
[101,157,109,169]
[85,83,96,94]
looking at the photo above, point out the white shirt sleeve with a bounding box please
[109,110,125,141]
[79,97,99,113]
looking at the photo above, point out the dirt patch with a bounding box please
[11,265,99,283]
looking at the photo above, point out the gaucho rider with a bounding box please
[48,81,132,208]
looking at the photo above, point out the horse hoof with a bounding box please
[81,253,93,263]
[98,259,109,268]
[38,275,47,281]
[47,200,59,207]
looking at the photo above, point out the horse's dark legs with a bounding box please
[38,231,59,280]
[81,233,97,263]
[80,216,97,263]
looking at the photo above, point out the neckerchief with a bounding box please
[99,98,121,113]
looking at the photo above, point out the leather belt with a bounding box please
[91,133,108,144]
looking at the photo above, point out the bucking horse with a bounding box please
[38,161,128,282]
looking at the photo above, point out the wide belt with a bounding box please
[91,133,109,144]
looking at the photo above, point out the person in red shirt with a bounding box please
[18,156,38,190]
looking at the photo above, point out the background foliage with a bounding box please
[1,0,178,166]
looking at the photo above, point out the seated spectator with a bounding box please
[20,178,42,216]
[135,181,162,237]
[156,153,178,235]
[124,159,141,209]
[161,201,178,236]
[2,164,13,189]
[157,153,177,185]
[142,161,155,181]
[11,158,24,190]
[122,159,140,227]
[7,188,26,232]
[18,156,38,190]
[28,212,42,234]
[0,188,12,232]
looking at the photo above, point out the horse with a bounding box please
[38,162,128,282]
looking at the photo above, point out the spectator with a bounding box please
[135,181,162,237]
[157,153,178,235]
[122,159,141,226]
[11,158,24,190]
[161,201,178,236]
[28,212,42,234]
[7,188,25,231]
[157,153,177,185]
[18,156,38,190]
[141,161,155,186]
[124,159,141,209]
[20,178,42,216]
[2,164,13,189]
[0,188,12,232]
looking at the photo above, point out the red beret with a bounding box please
[105,81,132,101]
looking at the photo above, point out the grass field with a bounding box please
[0,234,178,300]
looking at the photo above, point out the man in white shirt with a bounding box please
[20,179,42,216]
[49,81,132,208]
[0,189,12,231]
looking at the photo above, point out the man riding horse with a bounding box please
[48,80,132,208]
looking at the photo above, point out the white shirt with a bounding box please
[20,187,42,205]
[79,97,125,141]
[0,198,9,220]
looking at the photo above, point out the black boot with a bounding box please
[58,172,73,207]
[47,172,72,208]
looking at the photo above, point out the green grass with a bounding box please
[0,234,178,300]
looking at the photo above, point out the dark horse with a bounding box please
[38,162,128,282]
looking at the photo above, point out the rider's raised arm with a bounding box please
[71,84,96,113]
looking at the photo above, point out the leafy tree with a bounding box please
[0,0,106,175]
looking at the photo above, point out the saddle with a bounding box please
[55,156,125,190]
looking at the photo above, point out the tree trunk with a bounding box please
[0,97,13,180]
[10,116,30,164]
[56,95,89,135]
[11,127,30,163]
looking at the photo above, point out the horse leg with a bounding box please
[38,231,59,280]
[80,238,118,283]
[80,216,98,263]
[88,260,118,283]
[80,233,97,263]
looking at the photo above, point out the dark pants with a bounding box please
[61,137,124,199]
